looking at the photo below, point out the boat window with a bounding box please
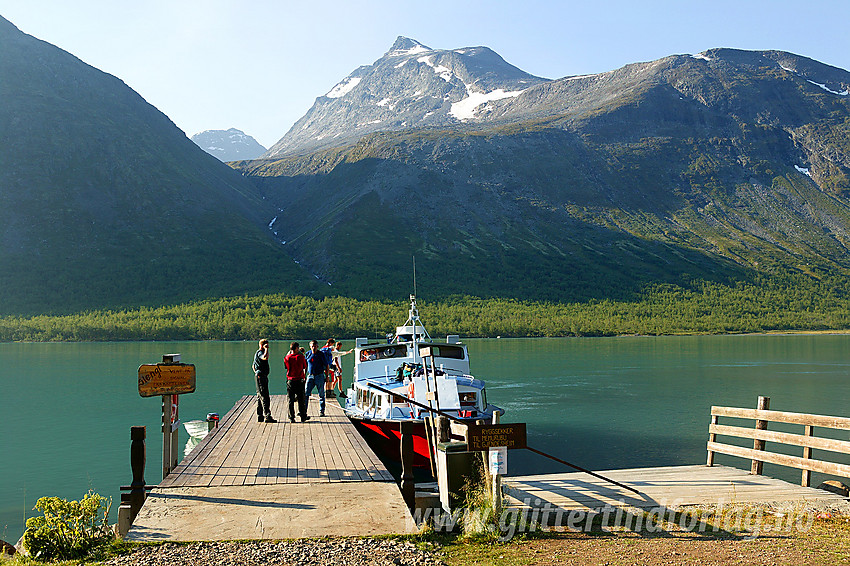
[459,392,477,406]
[360,345,408,362]
[421,345,465,360]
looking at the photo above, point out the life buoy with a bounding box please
[385,347,395,357]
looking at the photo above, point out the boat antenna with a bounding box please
[412,255,417,298]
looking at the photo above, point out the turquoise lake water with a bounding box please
[1,335,849,542]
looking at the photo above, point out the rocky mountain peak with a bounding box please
[191,128,266,162]
[263,37,548,158]
[385,36,430,57]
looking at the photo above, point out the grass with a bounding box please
[436,512,850,565]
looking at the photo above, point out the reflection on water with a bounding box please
[184,436,201,457]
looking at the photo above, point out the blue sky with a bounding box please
[1,0,848,147]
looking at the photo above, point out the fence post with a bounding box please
[399,421,415,510]
[802,424,814,487]
[118,426,147,537]
[129,426,147,518]
[750,396,770,475]
[707,411,717,466]
[491,412,502,513]
[436,415,450,444]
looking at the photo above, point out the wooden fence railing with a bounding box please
[707,396,850,487]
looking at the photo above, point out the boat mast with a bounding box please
[410,294,418,356]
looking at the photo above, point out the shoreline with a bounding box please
[4,329,850,344]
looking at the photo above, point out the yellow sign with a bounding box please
[138,363,196,397]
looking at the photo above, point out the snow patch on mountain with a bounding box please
[326,76,362,98]
[807,79,848,96]
[450,87,525,121]
[418,55,454,82]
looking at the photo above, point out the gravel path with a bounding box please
[105,538,445,566]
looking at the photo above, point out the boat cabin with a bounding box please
[353,337,470,381]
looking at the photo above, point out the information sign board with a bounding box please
[467,422,527,451]
[138,363,196,397]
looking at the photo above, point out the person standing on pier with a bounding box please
[252,339,276,423]
[284,341,309,423]
[331,341,353,398]
[321,338,336,397]
[305,340,329,417]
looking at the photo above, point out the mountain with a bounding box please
[235,42,850,302]
[5,22,850,316]
[191,128,267,162]
[263,37,548,158]
[0,16,320,315]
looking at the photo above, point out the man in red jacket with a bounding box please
[284,341,309,423]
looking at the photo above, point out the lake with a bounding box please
[2,335,849,542]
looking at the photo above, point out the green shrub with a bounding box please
[22,491,112,561]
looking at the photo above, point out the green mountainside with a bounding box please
[0,16,321,315]
[4,16,850,334]
[234,49,850,304]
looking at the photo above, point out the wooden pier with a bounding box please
[503,398,850,517]
[504,464,848,513]
[126,395,415,541]
[160,395,393,487]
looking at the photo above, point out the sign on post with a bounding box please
[138,363,196,397]
[138,355,195,479]
[488,446,508,475]
[467,422,527,451]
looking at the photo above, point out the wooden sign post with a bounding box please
[138,354,196,479]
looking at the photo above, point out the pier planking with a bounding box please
[160,395,392,488]
[504,464,848,513]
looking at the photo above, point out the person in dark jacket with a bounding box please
[305,340,329,416]
[252,339,276,423]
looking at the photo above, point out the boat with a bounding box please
[183,420,211,439]
[344,295,503,468]
[182,413,219,439]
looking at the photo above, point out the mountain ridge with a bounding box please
[4,22,850,315]
[0,15,321,314]
[263,36,548,158]
[191,128,267,162]
[235,42,850,302]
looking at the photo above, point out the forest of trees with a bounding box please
[2,274,849,342]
